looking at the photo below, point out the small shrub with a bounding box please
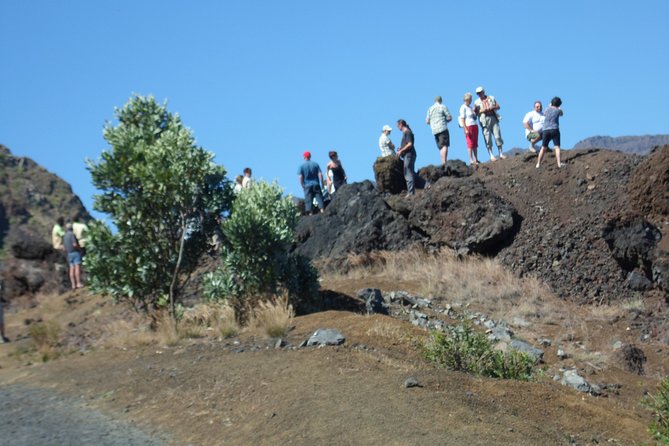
[644,377,669,444]
[422,322,534,381]
[29,321,61,351]
[249,295,294,338]
[179,303,239,339]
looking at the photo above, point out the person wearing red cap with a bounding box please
[298,151,325,214]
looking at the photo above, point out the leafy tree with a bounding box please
[85,95,232,314]
[203,181,319,316]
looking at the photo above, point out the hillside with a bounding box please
[573,134,669,155]
[0,142,668,445]
[0,145,91,299]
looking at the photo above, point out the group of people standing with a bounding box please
[52,217,89,290]
[378,87,564,195]
[298,150,347,214]
[232,167,253,193]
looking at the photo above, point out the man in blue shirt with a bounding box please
[298,151,325,214]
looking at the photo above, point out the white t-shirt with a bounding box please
[379,133,395,157]
[523,110,545,136]
[459,103,477,127]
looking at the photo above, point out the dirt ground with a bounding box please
[1,273,667,445]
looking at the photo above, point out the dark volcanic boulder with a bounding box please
[407,177,519,255]
[9,230,54,260]
[293,181,418,260]
[373,156,405,194]
[602,216,661,272]
[418,160,472,183]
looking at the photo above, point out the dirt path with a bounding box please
[0,384,168,446]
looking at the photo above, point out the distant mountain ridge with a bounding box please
[573,134,669,155]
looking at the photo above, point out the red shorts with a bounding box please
[465,124,479,149]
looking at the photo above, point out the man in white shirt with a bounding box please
[378,125,396,157]
[522,101,544,152]
[242,167,253,188]
[426,96,453,169]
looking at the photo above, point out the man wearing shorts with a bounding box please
[536,96,564,168]
[426,96,452,170]
[63,223,84,289]
[523,101,544,152]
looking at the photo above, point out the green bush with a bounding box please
[204,181,319,314]
[644,377,669,444]
[422,322,534,381]
[86,95,232,312]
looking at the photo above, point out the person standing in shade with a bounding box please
[0,279,9,343]
[523,101,545,152]
[474,86,506,161]
[63,223,83,289]
[459,93,480,166]
[426,96,453,170]
[326,151,347,196]
[396,119,418,197]
[242,167,253,188]
[536,96,564,168]
[298,151,325,214]
[378,125,396,157]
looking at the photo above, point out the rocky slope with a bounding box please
[293,146,669,305]
[0,145,91,300]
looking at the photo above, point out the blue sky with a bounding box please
[2,1,668,221]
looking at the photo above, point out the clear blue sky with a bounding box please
[2,1,668,221]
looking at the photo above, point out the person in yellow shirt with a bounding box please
[51,217,65,251]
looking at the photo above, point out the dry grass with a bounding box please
[325,249,558,323]
[100,310,178,348]
[28,320,62,360]
[248,295,294,338]
[180,303,239,339]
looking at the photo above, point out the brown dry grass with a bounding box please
[180,303,239,339]
[327,249,557,323]
[247,294,294,338]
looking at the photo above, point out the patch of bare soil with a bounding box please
[0,284,665,445]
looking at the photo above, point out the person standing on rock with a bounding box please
[51,217,65,251]
[474,86,506,161]
[63,223,84,289]
[459,93,480,166]
[523,101,545,152]
[536,96,564,169]
[298,151,325,214]
[326,151,347,196]
[242,167,253,188]
[426,96,453,171]
[396,119,419,197]
[378,125,396,157]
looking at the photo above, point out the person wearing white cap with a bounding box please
[474,86,506,161]
[378,125,396,157]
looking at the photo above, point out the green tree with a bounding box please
[85,95,232,314]
[203,181,319,316]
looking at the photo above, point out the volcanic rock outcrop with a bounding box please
[0,145,91,301]
[294,146,669,304]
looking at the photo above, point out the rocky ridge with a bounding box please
[293,146,669,305]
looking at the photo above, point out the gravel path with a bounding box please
[0,384,167,445]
